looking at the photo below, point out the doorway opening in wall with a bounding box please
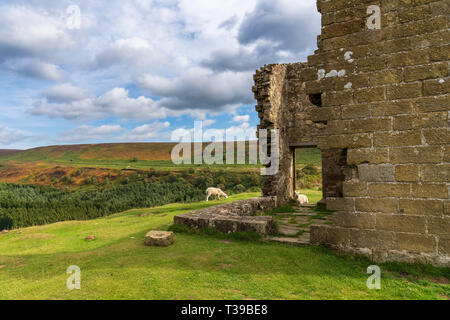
[293,147,323,205]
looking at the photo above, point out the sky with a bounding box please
[0,0,321,149]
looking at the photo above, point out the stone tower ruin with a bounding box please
[253,0,449,266]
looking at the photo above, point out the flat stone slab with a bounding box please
[267,236,310,246]
[145,231,174,247]
[174,197,277,236]
[278,225,303,236]
[175,213,273,236]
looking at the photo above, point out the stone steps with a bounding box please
[271,205,333,246]
[266,234,311,246]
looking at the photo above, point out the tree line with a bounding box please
[0,168,262,230]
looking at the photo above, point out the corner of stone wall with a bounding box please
[286,0,450,267]
[253,63,326,205]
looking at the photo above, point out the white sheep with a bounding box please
[295,191,309,205]
[206,187,229,201]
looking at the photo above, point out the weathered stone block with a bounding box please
[398,4,432,23]
[358,56,388,72]
[311,107,341,122]
[399,199,443,216]
[347,118,392,133]
[429,43,450,62]
[386,83,423,100]
[395,165,419,182]
[341,104,370,119]
[397,233,436,253]
[321,18,365,39]
[423,128,450,145]
[144,231,174,247]
[404,62,448,82]
[444,146,450,162]
[387,50,429,68]
[423,77,450,96]
[358,164,395,182]
[390,146,442,164]
[354,87,386,103]
[332,212,376,229]
[376,214,426,233]
[439,236,450,255]
[372,101,413,116]
[415,95,449,113]
[318,133,372,149]
[370,69,403,86]
[310,225,350,247]
[326,198,355,211]
[412,183,448,199]
[445,201,450,215]
[322,91,353,107]
[347,148,389,165]
[421,164,450,182]
[427,217,450,236]
[369,183,411,198]
[356,199,398,213]
[350,229,397,250]
[374,131,422,147]
[393,112,447,130]
[343,181,368,197]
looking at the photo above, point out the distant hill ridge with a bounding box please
[0,142,259,162]
[0,143,179,162]
[0,150,22,157]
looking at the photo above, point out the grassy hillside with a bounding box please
[0,143,321,167]
[0,150,22,157]
[0,193,448,300]
[0,143,322,190]
[295,148,322,166]
[0,143,263,173]
[0,143,177,162]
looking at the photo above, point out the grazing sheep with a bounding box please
[295,191,309,205]
[206,187,229,201]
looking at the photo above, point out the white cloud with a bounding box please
[121,121,170,141]
[58,124,123,142]
[4,59,65,81]
[136,67,253,111]
[45,83,90,103]
[0,125,26,145]
[171,122,256,142]
[0,5,74,59]
[203,0,320,71]
[0,0,320,148]
[94,37,170,71]
[232,115,250,122]
[31,87,177,121]
[238,0,320,52]
[202,119,216,127]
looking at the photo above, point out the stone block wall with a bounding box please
[307,0,450,266]
[254,0,449,266]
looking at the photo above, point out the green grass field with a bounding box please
[297,188,322,203]
[295,148,322,167]
[0,193,448,300]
